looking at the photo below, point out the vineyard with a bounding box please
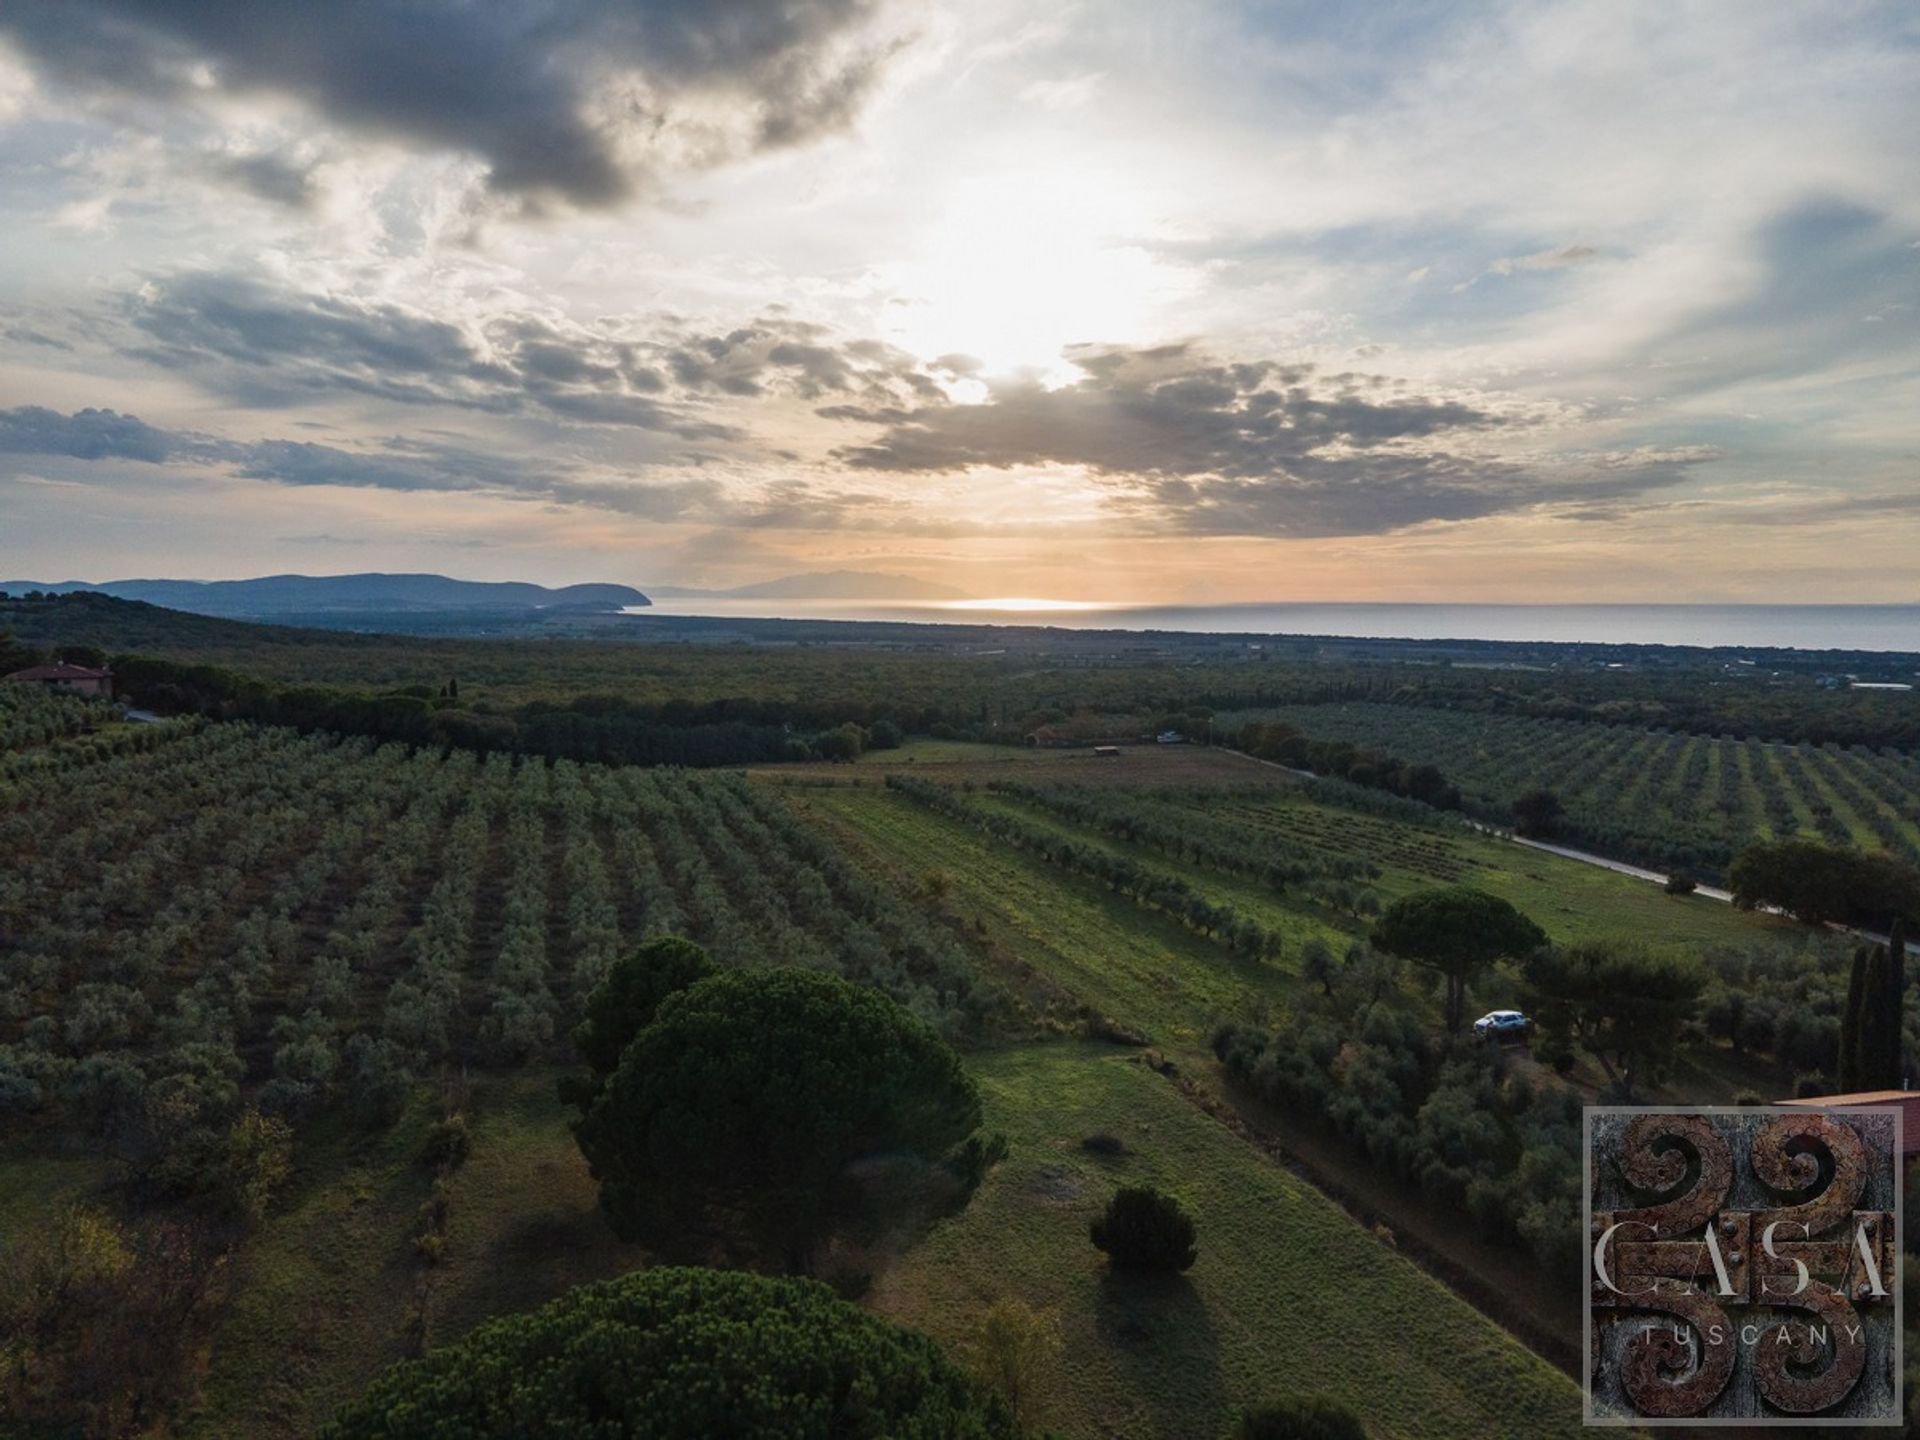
[1220,702,1920,878]
[0,719,1000,1148]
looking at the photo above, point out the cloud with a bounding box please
[0,404,186,463]
[829,342,1705,537]
[0,402,890,528]
[195,148,321,209]
[1488,244,1599,277]
[121,268,939,436]
[1637,199,1920,391]
[0,0,913,209]
[1453,243,1601,290]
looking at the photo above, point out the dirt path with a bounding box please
[1155,1054,1584,1378]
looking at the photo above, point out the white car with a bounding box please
[1473,1010,1532,1042]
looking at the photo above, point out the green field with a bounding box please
[874,1042,1582,1440]
[1221,700,1920,878]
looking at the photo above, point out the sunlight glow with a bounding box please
[936,597,1118,612]
[881,170,1190,381]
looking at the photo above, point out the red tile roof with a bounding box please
[1777,1092,1920,1153]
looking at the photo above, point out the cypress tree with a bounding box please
[1860,944,1891,1091]
[1885,919,1907,1088]
[1839,946,1868,1092]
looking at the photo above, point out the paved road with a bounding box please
[1473,825,1732,902]
[1226,747,1908,951]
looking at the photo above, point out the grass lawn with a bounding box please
[0,1142,104,1237]
[1441,830,1802,947]
[872,1041,1584,1439]
[798,784,1302,1049]
[424,1070,645,1347]
[184,1097,441,1439]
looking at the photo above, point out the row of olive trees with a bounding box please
[887,775,1288,961]
[2,721,1007,1150]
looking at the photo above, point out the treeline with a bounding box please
[1363,676,1920,752]
[1730,837,1920,932]
[12,590,1916,751]
[105,655,912,767]
[885,775,1288,960]
[1234,721,1462,810]
[1213,1010,1583,1279]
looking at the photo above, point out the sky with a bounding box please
[0,0,1915,602]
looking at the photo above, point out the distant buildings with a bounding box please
[1025,723,1075,748]
[3,662,113,699]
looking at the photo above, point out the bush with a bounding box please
[420,1113,472,1171]
[1732,1088,1765,1106]
[1539,1041,1577,1076]
[1230,1394,1368,1439]
[1090,1185,1197,1273]
[958,1298,1060,1427]
[1665,870,1698,896]
[1794,1070,1829,1098]
[323,1266,1018,1439]
[1231,1394,1367,1439]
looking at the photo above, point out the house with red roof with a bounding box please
[3,662,114,699]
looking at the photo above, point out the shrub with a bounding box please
[1537,1039,1576,1075]
[1090,1185,1197,1273]
[1230,1393,1368,1439]
[958,1298,1060,1427]
[1794,1070,1829,1098]
[323,1267,1018,1439]
[420,1113,472,1171]
[1665,870,1698,896]
[1732,1089,1765,1106]
[342,1034,413,1125]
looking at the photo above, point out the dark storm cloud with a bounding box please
[194,150,321,209]
[831,342,1701,537]
[123,269,933,437]
[0,0,905,207]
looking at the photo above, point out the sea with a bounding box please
[623,600,1920,656]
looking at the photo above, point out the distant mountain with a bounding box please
[1,573,650,617]
[651,570,971,601]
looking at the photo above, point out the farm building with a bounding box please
[3,662,114,699]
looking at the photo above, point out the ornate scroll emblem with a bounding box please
[1585,1107,1902,1425]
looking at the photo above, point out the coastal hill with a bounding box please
[0,572,651,618]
